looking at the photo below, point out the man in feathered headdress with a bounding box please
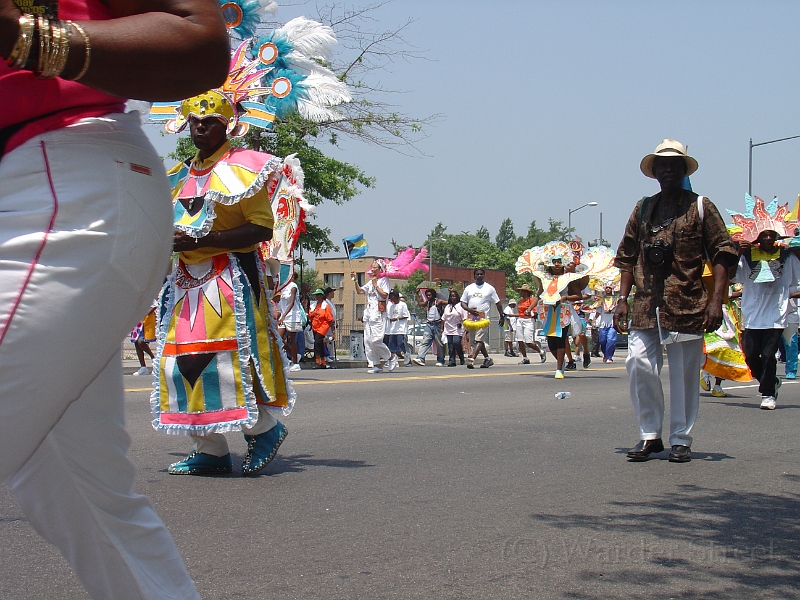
[615,139,738,464]
[729,196,800,410]
[150,6,350,476]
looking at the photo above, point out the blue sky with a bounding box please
[145,0,800,262]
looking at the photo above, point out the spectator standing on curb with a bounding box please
[278,278,303,372]
[614,139,737,464]
[309,288,334,369]
[503,299,518,357]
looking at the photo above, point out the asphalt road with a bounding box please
[2,357,800,599]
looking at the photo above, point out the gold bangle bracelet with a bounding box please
[66,21,91,81]
[6,14,35,69]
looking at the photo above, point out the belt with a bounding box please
[426,320,442,324]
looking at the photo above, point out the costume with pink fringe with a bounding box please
[148,1,350,474]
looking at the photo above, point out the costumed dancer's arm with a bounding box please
[174,223,273,252]
[0,0,229,100]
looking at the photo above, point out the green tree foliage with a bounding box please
[495,218,516,251]
[420,219,569,298]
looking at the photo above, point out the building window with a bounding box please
[325,273,344,289]
[355,304,365,320]
[440,279,453,287]
[335,304,344,322]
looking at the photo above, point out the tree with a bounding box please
[495,218,515,251]
[476,226,490,241]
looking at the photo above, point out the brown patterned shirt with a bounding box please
[614,190,737,334]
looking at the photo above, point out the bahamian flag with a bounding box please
[342,234,368,259]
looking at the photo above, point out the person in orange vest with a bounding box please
[309,288,335,369]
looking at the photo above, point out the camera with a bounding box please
[643,239,672,267]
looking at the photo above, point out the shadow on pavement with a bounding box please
[528,484,800,598]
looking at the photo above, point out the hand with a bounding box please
[350,270,356,281]
[173,230,201,252]
[613,301,629,333]
[703,301,723,333]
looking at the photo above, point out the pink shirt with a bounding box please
[442,303,467,336]
[1,0,126,153]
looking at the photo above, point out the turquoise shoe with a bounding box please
[242,421,287,476]
[168,451,232,475]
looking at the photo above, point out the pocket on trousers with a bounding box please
[108,152,173,299]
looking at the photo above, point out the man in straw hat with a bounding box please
[614,139,737,463]
[514,284,547,364]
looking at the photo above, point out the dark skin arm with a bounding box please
[0,0,229,100]
[173,224,273,253]
[613,271,634,333]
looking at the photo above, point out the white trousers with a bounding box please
[626,329,703,447]
[364,319,390,366]
[1,114,198,599]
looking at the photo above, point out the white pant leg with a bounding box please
[8,352,199,600]
[626,329,665,440]
[191,406,278,455]
[665,338,704,447]
[364,319,390,365]
[1,115,196,599]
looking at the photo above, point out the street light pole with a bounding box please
[749,134,800,196]
[428,237,446,282]
[568,202,598,231]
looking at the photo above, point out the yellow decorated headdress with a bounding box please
[151,6,351,138]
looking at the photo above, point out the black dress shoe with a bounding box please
[668,445,691,463]
[626,439,664,461]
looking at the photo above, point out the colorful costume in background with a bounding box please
[153,141,296,437]
[149,2,351,474]
[702,300,751,383]
[728,194,800,407]
[516,241,589,341]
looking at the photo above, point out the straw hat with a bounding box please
[516,284,536,294]
[640,139,698,179]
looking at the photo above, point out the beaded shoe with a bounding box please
[242,421,288,476]
[168,451,232,475]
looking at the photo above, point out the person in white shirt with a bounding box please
[352,263,392,373]
[460,268,505,369]
[385,289,410,370]
[503,300,518,357]
[277,280,303,372]
[733,230,800,409]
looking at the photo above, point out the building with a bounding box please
[315,256,507,348]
